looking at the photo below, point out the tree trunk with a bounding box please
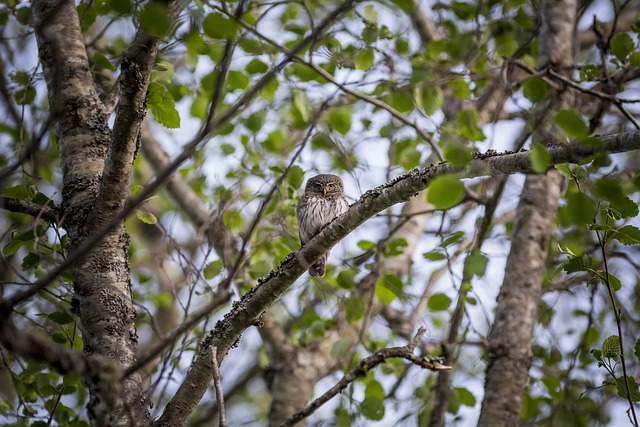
[478,0,577,425]
[32,1,147,424]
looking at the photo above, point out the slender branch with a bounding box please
[596,230,639,426]
[279,328,449,427]
[211,347,227,427]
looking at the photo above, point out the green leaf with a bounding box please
[389,90,414,113]
[614,225,640,245]
[203,13,239,39]
[246,59,268,74]
[443,142,472,167]
[386,238,408,256]
[580,64,599,81]
[262,129,288,152]
[9,70,30,85]
[150,102,180,129]
[47,311,74,325]
[554,109,589,140]
[375,279,396,305]
[418,85,444,116]
[111,0,133,14]
[360,397,384,421]
[423,250,447,261]
[634,339,640,362]
[3,238,23,257]
[227,70,249,91]
[610,33,634,62]
[246,111,265,133]
[364,4,377,25]
[136,210,157,224]
[337,270,357,289]
[563,255,593,273]
[594,178,639,219]
[597,271,622,291]
[139,2,172,37]
[616,376,640,402]
[329,107,352,135]
[357,240,376,251]
[148,82,180,128]
[454,387,476,407]
[631,52,640,66]
[427,293,451,311]
[555,164,573,179]
[345,298,365,323]
[292,90,309,124]
[2,185,31,199]
[427,175,465,209]
[204,260,224,279]
[522,77,548,103]
[565,192,596,225]
[354,49,374,70]
[530,142,550,174]
[456,109,484,141]
[93,52,116,71]
[21,252,40,270]
[330,338,351,359]
[365,379,384,400]
[52,333,68,344]
[464,250,487,277]
[14,86,35,105]
[448,78,470,98]
[601,335,621,359]
[441,231,465,247]
[288,165,304,189]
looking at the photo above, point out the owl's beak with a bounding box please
[323,187,327,197]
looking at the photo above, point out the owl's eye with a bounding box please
[326,184,334,189]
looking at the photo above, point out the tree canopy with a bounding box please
[0,0,640,426]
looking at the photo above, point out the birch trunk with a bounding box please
[478,0,577,425]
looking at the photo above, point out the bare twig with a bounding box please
[280,328,449,427]
[211,347,227,427]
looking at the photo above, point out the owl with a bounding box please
[296,174,349,278]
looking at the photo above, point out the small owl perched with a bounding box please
[296,174,349,278]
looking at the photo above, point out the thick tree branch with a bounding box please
[0,196,58,223]
[95,0,175,226]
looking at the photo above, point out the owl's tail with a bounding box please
[309,253,327,278]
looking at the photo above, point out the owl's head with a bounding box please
[305,174,344,197]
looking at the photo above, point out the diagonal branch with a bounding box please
[95,0,176,226]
